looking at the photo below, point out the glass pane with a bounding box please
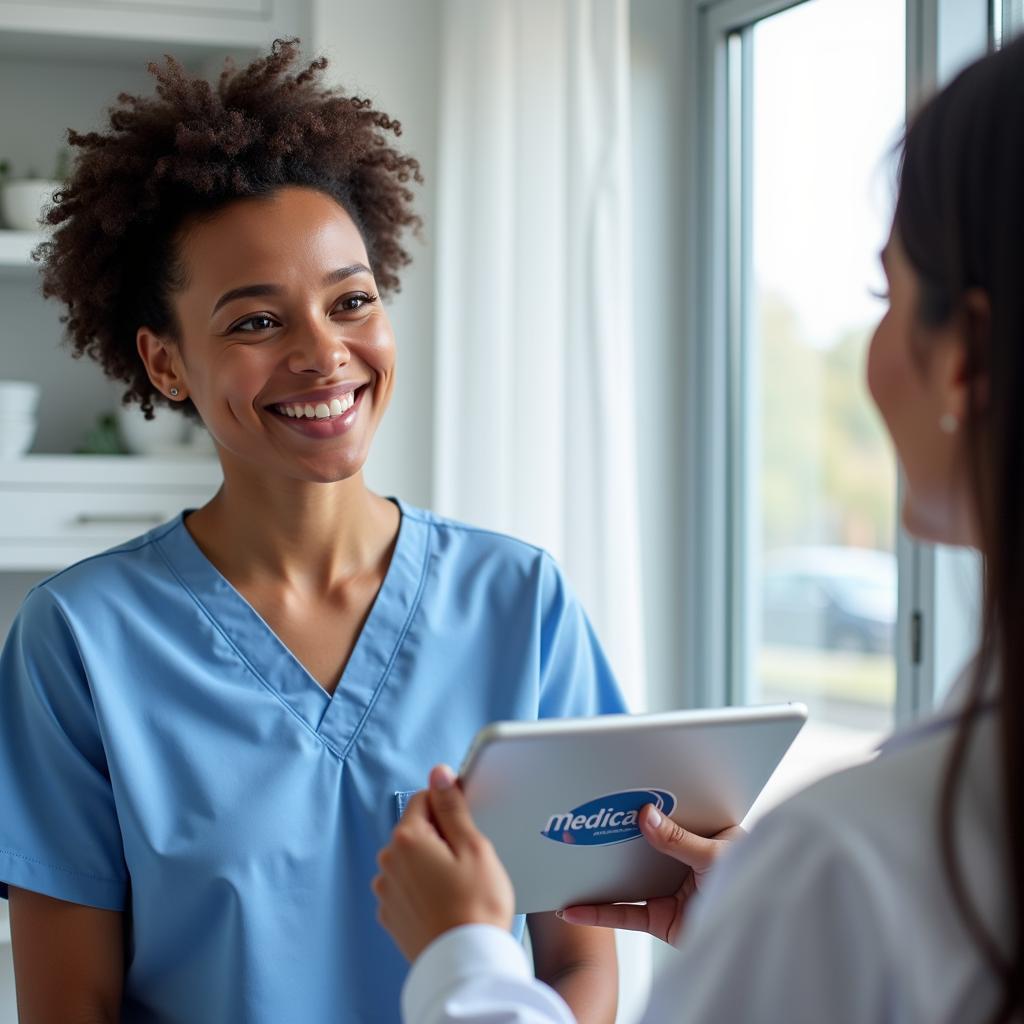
[742,0,906,811]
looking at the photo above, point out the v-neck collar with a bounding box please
[154,498,431,761]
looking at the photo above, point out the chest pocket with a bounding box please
[394,790,418,820]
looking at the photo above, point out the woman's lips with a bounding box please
[271,384,368,438]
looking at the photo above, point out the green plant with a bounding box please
[75,412,127,455]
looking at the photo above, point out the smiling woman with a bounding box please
[135,187,396,485]
[0,39,625,1024]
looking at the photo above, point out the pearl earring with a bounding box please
[939,413,958,435]
[169,387,179,398]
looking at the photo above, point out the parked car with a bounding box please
[760,546,896,655]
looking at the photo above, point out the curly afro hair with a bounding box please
[37,37,423,418]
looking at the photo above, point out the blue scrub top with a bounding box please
[0,499,627,1022]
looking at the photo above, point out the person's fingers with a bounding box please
[400,789,431,822]
[426,764,483,853]
[381,789,455,876]
[638,804,721,871]
[559,902,654,933]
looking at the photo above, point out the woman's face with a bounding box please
[142,186,395,485]
[866,228,975,546]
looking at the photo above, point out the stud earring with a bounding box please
[939,413,958,435]
[169,387,180,398]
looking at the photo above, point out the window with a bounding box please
[687,0,991,819]
[737,0,906,807]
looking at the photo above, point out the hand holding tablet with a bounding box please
[557,806,745,945]
[459,704,806,914]
[374,704,806,959]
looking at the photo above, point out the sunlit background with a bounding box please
[746,0,905,809]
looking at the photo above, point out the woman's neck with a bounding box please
[184,466,399,591]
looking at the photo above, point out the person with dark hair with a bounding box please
[0,39,624,1023]
[373,34,1024,1024]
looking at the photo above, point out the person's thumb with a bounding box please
[426,764,481,853]
[638,804,720,872]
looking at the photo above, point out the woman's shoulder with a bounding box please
[397,500,559,575]
[685,710,983,936]
[708,700,1003,955]
[25,515,185,617]
[677,704,1005,1022]
[786,697,999,847]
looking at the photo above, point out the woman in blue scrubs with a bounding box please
[0,40,624,1023]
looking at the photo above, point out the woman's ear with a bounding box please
[137,326,187,402]
[961,286,991,414]
[933,287,991,428]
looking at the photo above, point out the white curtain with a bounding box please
[433,1,650,1017]
[433,0,645,707]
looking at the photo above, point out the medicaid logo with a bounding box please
[540,789,676,847]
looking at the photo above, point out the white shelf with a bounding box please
[0,453,221,488]
[0,230,44,270]
[0,455,222,571]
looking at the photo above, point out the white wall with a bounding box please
[312,0,443,509]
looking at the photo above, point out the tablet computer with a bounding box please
[459,704,807,915]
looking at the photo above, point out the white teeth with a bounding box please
[278,389,360,421]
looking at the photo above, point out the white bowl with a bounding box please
[1,179,60,231]
[0,417,37,457]
[116,403,188,455]
[0,380,41,417]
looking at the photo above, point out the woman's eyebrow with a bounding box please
[210,264,372,317]
[322,262,372,287]
[211,283,282,316]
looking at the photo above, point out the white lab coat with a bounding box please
[402,673,1008,1024]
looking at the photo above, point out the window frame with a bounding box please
[679,0,991,721]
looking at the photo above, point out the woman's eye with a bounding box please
[335,292,377,314]
[232,314,279,333]
[868,287,890,302]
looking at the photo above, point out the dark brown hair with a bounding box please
[36,37,422,417]
[895,35,1024,1022]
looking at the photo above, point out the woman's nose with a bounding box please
[288,320,351,377]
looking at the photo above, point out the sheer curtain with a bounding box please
[433,0,644,706]
[433,0,650,1016]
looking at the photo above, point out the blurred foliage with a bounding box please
[75,412,127,455]
[759,291,896,553]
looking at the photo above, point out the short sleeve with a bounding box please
[644,805,894,1024]
[0,585,127,909]
[536,555,629,719]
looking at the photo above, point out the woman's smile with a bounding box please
[269,381,371,438]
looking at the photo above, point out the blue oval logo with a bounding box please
[540,789,676,846]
